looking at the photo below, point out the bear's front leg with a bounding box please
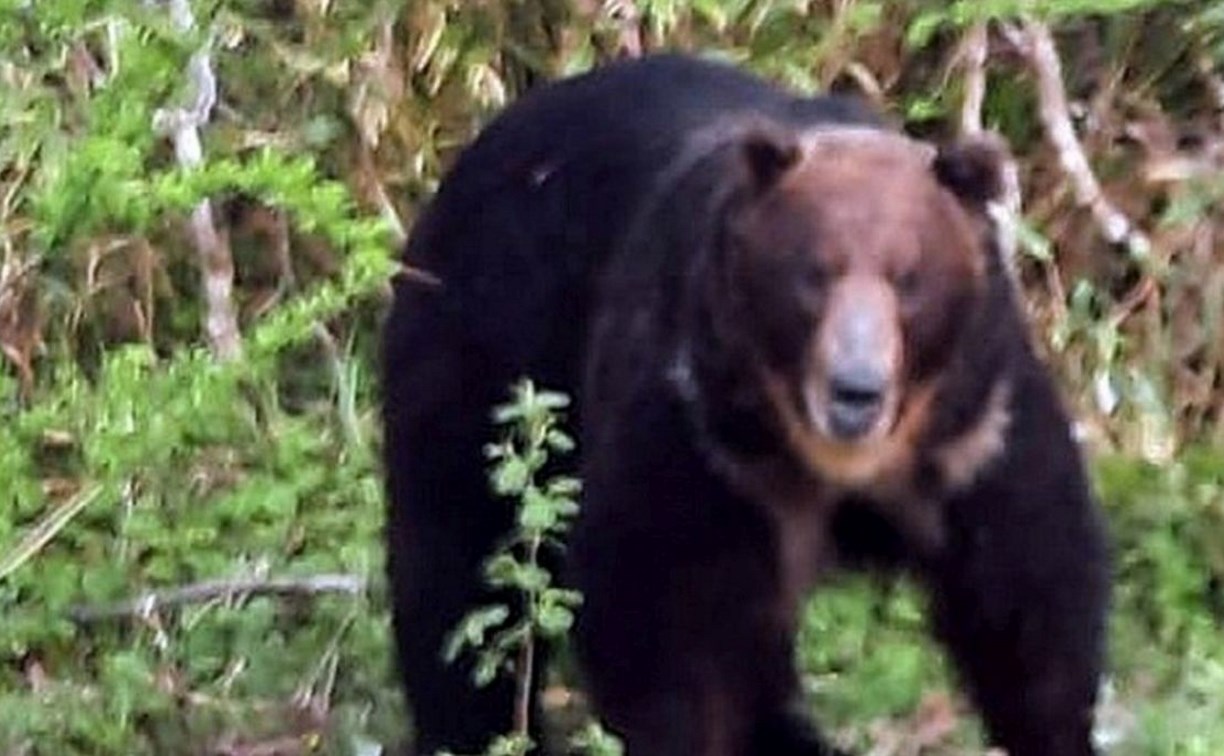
[572,408,838,756]
[923,411,1111,756]
[572,497,791,754]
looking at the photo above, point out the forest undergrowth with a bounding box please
[1,1,1223,754]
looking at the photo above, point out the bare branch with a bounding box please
[1197,53,1224,130]
[575,0,643,57]
[606,0,643,57]
[958,23,1021,281]
[1008,20,1151,261]
[987,150,1024,283]
[151,0,242,360]
[959,22,989,136]
[69,573,367,623]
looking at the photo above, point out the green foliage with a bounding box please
[441,380,603,756]
[906,0,1195,49]
[1094,449,1224,754]
[785,449,1224,754]
[798,578,950,725]
[0,336,399,752]
[444,381,582,689]
[0,1,401,753]
[1098,450,1224,666]
[568,721,625,756]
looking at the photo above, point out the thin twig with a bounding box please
[1002,20,1152,261]
[513,535,541,738]
[0,486,104,583]
[151,0,242,360]
[69,573,367,623]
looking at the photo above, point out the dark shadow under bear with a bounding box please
[381,54,1111,756]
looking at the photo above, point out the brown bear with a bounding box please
[381,54,1110,756]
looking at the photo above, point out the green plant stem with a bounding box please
[514,533,542,738]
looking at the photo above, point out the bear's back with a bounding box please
[423,54,875,231]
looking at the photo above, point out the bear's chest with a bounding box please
[764,484,948,614]
[771,499,837,612]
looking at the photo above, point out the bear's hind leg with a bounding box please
[383,330,529,753]
[388,523,518,754]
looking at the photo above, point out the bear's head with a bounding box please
[678,123,1011,492]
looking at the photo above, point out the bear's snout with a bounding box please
[825,364,887,439]
[809,274,901,441]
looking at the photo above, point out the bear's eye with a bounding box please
[800,260,828,290]
[895,268,922,301]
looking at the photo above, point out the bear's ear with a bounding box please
[933,133,1011,206]
[740,126,802,191]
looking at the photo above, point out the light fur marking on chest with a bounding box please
[933,380,1013,491]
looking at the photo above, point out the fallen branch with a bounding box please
[151,0,242,360]
[69,573,367,623]
[1000,20,1151,261]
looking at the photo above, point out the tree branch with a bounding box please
[958,23,1022,281]
[1002,20,1152,261]
[151,0,242,360]
[959,22,989,136]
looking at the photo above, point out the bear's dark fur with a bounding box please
[381,54,1110,756]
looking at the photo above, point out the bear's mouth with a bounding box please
[760,367,922,490]
[802,376,897,444]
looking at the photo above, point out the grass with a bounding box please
[2,435,1222,754]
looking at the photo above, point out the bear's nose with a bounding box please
[827,366,886,440]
